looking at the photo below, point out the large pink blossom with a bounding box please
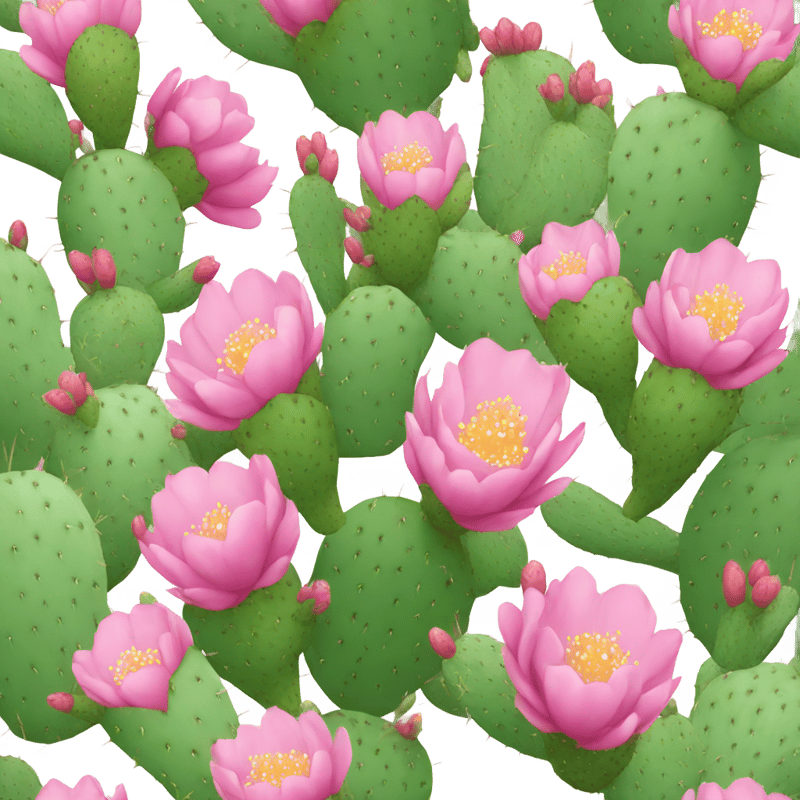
[138,455,301,610]
[146,68,278,229]
[631,238,789,390]
[499,566,682,751]
[164,269,324,431]
[210,706,351,800]
[668,0,800,90]
[403,337,585,531]
[519,219,621,319]
[357,110,467,211]
[259,0,342,37]
[19,0,140,88]
[71,603,193,713]
[36,776,127,800]
[681,777,792,800]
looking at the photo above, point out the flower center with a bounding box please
[216,318,277,375]
[244,750,311,788]
[563,630,639,684]
[685,283,745,341]
[696,8,762,50]
[184,501,231,540]
[380,141,433,175]
[541,250,588,280]
[108,646,161,686]
[38,0,70,14]
[457,395,529,468]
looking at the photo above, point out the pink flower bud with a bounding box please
[344,236,365,264]
[521,560,546,594]
[193,256,220,284]
[394,712,423,740]
[58,370,88,406]
[480,55,492,77]
[568,61,613,107]
[538,74,565,103]
[722,560,746,607]
[428,627,456,660]
[296,135,314,174]
[480,18,542,55]
[68,250,95,284]
[91,248,116,289]
[591,94,612,109]
[747,559,770,587]
[310,131,328,160]
[131,515,149,541]
[656,86,666,95]
[35,457,45,471]
[43,388,77,415]
[8,220,28,251]
[84,380,95,398]
[343,206,371,233]
[360,254,375,269]
[68,119,84,137]
[752,575,781,608]
[47,692,74,713]
[318,148,339,184]
[297,580,331,615]
[171,423,187,439]
[510,230,525,245]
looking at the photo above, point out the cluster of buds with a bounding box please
[8,220,28,251]
[192,255,220,285]
[521,559,547,594]
[68,247,116,291]
[479,18,543,77]
[568,60,613,108]
[538,74,566,103]
[344,236,375,269]
[43,370,97,420]
[69,119,94,155]
[296,132,339,184]
[722,558,782,608]
[343,205,371,233]
[297,579,331,615]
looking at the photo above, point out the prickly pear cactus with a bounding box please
[0,755,42,800]
[591,0,677,65]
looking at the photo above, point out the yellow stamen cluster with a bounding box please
[216,318,277,375]
[563,630,639,684]
[696,8,762,50]
[108,646,161,686]
[244,750,311,788]
[183,501,231,540]
[380,141,433,175]
[457,395,529,467]
[685,283,745,341]
[40,0,69,14]
[541,250,588,280]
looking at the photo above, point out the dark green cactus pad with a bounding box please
[64,24,140,151]
[306,496,476,716]
[406,225,556,365]
[460,526,528,597]
[319,285,435,457]
[679,432,800,655]
[540,480,680,574]
[608,91,761,302]
[0,0,24,33]
[177,420,236,471]
[69,286,165,389]
[101,646,239,800]
[182,564,314,716]
[46,384,196,590]
[0,470,108,743]
[693,656,727,705]
[441,633,547,759]
[293,0,466,134]
[0,755,42,800]
[591,0,677,65]
[690,664,800,797]
[420,671,468,717]
[322,709,433,799]
[0,239,74,472]
[57,149,186,293]
[0,50,75,181]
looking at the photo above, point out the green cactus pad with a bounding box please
[177,420,236,471]
[144,145,209,212]
[345,262,383,293]
[101,646,239,800]
[693,656,727,705]
[145,256,213,315]
[434,162,473,233]
[0,0,24,32]
[420,671,468,717]
[0,756,42,800]
[591,0,677,65]
[460,526,528,597]
[57,149,186,293]
[319,285,435,457]
[0,470,109,743]
[306,496,476,716]
[69,286,165,389]
[0,50,75,181]
[64,24,140,151]
[322,709,433,799]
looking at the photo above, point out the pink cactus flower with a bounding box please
[722,560,747,607]
[568,60,613,108]
[479,18,543,55]
[357,109,467,211]
[19,0,141,88]
[499,566,683,751]
[36,776,127,800]
[681,776,793,800]
[164,269,323,431]
[140,455,301,610]
[403,337,585,531]
[259,0,343,38]
[518,219,621,320]
[631,238,790,390]
[296,132,339,183]
[146,68,278,229]
[210,706,351,799]
[71,602,193,713]
[668,0,800,91]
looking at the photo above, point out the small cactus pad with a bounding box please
[591,0,677,65]
[0,755,42,800]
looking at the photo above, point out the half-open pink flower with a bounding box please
[668,0,800,90]
[403,337,585,531]
[139,455,300,610]
[259,0,342,37]
[631,238,790,390]
[681,777,793,800]
[147,68,278,229]
[19,0,141,88]
[357,110,467,211]
[210,706,351,799]
[36,776,127,800]
[518,219,620,320]
[164,269,324,431]
[71,602,193,713]
[499,566,682,751]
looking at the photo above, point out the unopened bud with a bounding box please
[318,149,339,184]
[35,457,45,471]
[722,560,746,607]
[297,580,331,615]
[131,515,149,541]
[394,713,423,740]
[747,559,770,587]
[343,206,371,233]
[359,254,375,268]
[91,248,116,289]
[538,74,565,103]
[8,220,28,251]
[193,256,220,284]
[296,135,314,174]
[428,627,456,659]
[521,560,546,594]
[510,230,525,245]
[751,575,781,608]
[68,120,84,137]
[479,55,492,77]
[47,693,75,713]
[171,423,187,439]
[310,131,327,159]
[344,236,365,264]
[43,388,77,415]
[58,370,88,406]
[68,250,95,284]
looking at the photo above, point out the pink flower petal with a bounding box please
[114,662,171,712]
[202,160,278,207]
[194,200,262,229]
[195,141,260,186]
[148,68,183,119]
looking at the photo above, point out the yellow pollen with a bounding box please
[216,318,277,375]
[457,394,529,468]
[183,501,231,540]
[563,630,639,684]
[696,8,762,50]
[684,283,745,341]
[108,646,161,686]
[541,250,588,280]
[39,0,70,14]
[380,141,433,175]
[244,750,311,788]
